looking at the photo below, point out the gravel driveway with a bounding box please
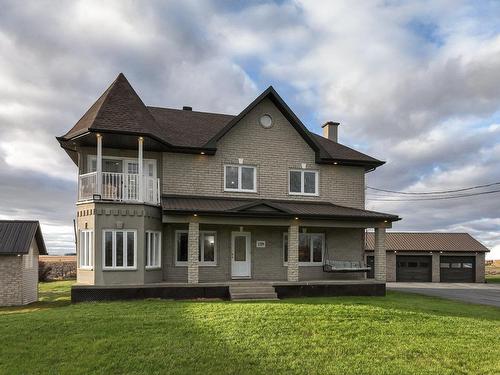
[387,282,500,307]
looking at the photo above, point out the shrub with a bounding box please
[38,262,52,282]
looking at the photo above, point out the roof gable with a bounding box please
[204,86,325,156]
[229,200,292,214]
[0,221,47,255]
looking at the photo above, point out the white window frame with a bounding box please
[88,155,157,178]
[199,231,217,266]
[175,230,189,266]
[223,164,257,193]
[145,231,162,269]
[288,169,319,196]
[79,230,93,270]
[102,229,137,270]
[175,230,218,266]
[283,232,325,266]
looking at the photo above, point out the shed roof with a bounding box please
[0,221,47,255]
[365,232,489,252]
[162,195,399,222]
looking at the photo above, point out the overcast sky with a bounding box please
[1,0,499,259]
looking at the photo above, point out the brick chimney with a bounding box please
[322,121,340,142]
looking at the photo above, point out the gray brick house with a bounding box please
[57,73,399,301]
[0,221,47,306]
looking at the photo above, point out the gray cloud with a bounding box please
[1,0,500,258]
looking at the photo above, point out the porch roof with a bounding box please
[161,195,400,222]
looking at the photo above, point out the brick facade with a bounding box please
[162,98,365,209]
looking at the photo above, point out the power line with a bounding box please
[366,182,500,195]
[367,188,500,201]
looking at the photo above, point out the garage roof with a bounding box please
[0,221,47,255]
[365,232,489,252]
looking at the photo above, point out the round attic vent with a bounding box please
[259,114,273,128]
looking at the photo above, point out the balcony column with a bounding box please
[138,136,144,202]
[374,227,386,282]
[96,134,102,196]
[187,219,199,284]
[287,221,299,282]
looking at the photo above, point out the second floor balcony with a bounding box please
[78,171,160,205]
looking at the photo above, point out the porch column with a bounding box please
[374,227,386,282]
[187,220,199,284]
[287,222,299,282]
[138,136,144,202]
[96,134,102,196]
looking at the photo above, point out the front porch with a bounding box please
[71,279,385,302]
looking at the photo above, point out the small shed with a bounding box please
[0,221,47,306]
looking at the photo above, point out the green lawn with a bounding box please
[1,282,499,375]
[486,275,500,283]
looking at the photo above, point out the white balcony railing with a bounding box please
[78,171,160,205]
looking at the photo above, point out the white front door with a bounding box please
[231,232,251,278]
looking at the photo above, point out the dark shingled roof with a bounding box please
[62,73,164,140]
[162,195,399,222]
[59,73,385,169]
[365,232,489,252]
[147,107,234,148]
[0,221,47,255]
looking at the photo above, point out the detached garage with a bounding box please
[0,221,47,306]
[365,232,489,283]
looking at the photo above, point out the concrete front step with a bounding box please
[229,284,278,300]
[231,292,278,300]
[229,286,275,293]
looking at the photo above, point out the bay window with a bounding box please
[283,232,324,265]
[103,229,136,270]
[79,230,93,269]
[224,165,256,192]
[289,170,319,196]
[175,230,217,266]
[146,231,161,269]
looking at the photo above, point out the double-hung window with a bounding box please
[224,165,257,192]
[103,229,136,270]
[175,230,217,266]
[283,232,324,265]
[289,170,319,196]
[79,230,93,269]
[146,231,161,269]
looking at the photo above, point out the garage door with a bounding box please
[396,255,432,282]
[440,256,475,283]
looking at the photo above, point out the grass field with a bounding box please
[1,282,499,375]
[486,274,500,283]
